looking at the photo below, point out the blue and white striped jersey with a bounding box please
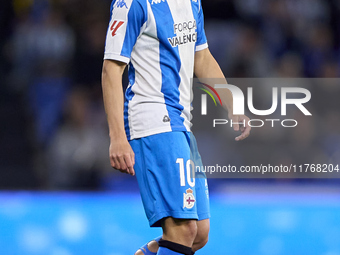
[104,0,208,140]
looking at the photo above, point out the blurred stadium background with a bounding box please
[0,0,340,254]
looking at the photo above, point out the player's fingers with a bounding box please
[235,133,246,141]
[235,125,251,141]
[130,152,135,175]
[115,157,126,173]
[243,119,251,136]
[110,156,120,170]
[117,155,128,173]
[110,157,115,168]
[232,116,239,131]
[124,155,135,176]
[111,156,126,173]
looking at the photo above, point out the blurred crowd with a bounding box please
[0,0,339,190]
[204,0,340,77]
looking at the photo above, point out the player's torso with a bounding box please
[125,0,202,139]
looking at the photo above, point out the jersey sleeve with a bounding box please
[195,0,208,52]
[104,0,147,63]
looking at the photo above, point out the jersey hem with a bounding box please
[149,211,198,227]
[195,42,208,52]
[128,126,189,140]
[104,53,130,64]
[197,212,210,221]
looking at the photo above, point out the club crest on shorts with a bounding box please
[183,188,195,209]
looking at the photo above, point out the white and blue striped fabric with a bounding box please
[104,0,208,140]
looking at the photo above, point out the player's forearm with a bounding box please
[102,60,127,141]
[194,49,233,114]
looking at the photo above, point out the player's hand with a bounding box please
[109,139,135,176]
[229,114,251,141]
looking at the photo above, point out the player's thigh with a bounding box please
[162,217,198,243]
[192,219,209,251]
[196,218,210,242]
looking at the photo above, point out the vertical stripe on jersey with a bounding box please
[126,1,172,139]
[121,0,148,59]
[151,1,185,131]
[167,0,196,131]
[193,0,207,49]
[124,62,136,140]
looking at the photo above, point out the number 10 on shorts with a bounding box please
[176,158,195,187]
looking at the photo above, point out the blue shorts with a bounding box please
[130,131,210,227]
